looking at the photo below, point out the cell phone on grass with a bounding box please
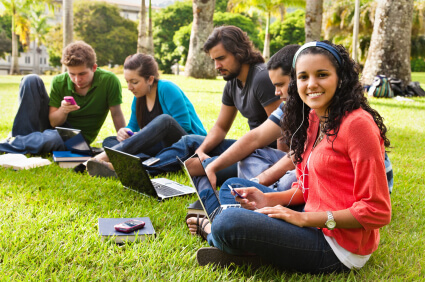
[114,219,145,233]
[64,96,77,105]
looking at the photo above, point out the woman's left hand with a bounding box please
[256,205,306,227]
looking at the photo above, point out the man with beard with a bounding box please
[140,26,281,180]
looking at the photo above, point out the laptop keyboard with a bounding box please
[153,182,184,196]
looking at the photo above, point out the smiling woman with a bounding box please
[85,53,207,178]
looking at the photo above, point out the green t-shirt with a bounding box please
[49,68,122,144]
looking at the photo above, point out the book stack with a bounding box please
[0,153,51,170]
[98,217,156,244]
[52,151,91,168]
[187,199,206,217]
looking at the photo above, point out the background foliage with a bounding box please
[73,0,138,66]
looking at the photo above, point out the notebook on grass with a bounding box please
[178,154,241,223]
[104,147,194,201]
[56,127,103,156]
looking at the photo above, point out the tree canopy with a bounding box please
[73,0,137,66]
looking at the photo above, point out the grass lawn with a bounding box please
[0,73,424,280]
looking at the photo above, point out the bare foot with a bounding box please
[187,217,211,239]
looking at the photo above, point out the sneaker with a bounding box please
[0,132,13,143]
[86,159,117,178]
[196,247,265,269]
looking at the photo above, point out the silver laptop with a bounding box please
[104,147,194,201]
[178,154,241,223]
[56,127,103,156]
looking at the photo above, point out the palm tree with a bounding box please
[184,0,216,78]
[29,5,51,74]
[1,0,34,74]
[228,0,305,60]
[362,0,414,86]
[137,0,147,53]
[62,0,73,72]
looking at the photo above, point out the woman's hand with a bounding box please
[117,128,133,142]
[233,187,268,210]
[256,205,306,227]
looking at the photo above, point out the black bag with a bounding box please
[406,81,425,97]
[389,78,405,96]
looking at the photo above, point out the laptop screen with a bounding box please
[104,147,157,198]
[56,127,93,155]
[178,154,221,220]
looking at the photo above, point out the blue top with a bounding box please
[126,79,207,136]
[268,102,285,126]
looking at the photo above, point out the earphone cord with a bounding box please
[286,102,305,207]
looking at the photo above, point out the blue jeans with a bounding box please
[0,75,66,154]
[207,208,349,273]
[144,135,236,176]
[102,114,188,160]
[238,147,296,191]
[200,177,303,217]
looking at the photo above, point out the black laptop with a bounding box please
[178,154,241,222]
[56,127,103,156]
[104,147,195,201]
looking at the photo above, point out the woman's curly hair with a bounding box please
[281,40,390,164]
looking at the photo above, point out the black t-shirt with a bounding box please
[137,90,163,129]
[222,63,279,130]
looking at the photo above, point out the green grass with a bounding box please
[0,73,424,280]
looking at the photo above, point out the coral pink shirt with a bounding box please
[292,108,392,255]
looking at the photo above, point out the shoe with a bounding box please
[185,213,209,241]
[73,163,87,173]
[0,132,13,143]
[86,159,117,178]
[196,247,265,269]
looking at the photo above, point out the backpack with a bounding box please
[406,81,425,97]
[388,78,405,96]
[368,75,394,98]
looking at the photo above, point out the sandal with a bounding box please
[86,159,118,178]
[186,213,209,241]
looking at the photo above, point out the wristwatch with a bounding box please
[325,211,336,230]
[249,177,260,184]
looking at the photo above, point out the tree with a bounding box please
[137,0,147,53]
[29,4,51,74]
[62,0,73,72]
[362,0,414,86]
[74,0,138,66]
[305,0,322,42]
[228,0,305,60]
[267,9,305,55]
[173,12,260,66]
[184,0,216,78]
[0,14,12,58]
[152,0,193,73]
[45,23,62,67]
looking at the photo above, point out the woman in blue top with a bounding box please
[83,53,207,177]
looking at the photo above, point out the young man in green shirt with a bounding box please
[0,41,125,154]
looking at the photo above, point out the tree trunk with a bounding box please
[305,0,323,42]
[10,6,19,75]
[147,0,154,55]
[62,0,73,73]
[185,0,216,79]
[362,0,413,86]
[262,12,271,60]
[137,0,148,54]
[352,0,360,62]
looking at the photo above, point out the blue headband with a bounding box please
[292,42,342,68]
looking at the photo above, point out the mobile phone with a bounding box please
[126,130,134,137]
[64,96,77,105]
[114,219,145,233]
[142,157,160,166]
[228,185,245,199]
